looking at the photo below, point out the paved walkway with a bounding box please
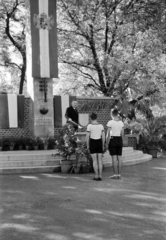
[0,158,166,240]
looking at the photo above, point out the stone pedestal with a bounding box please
[28,78,54,137]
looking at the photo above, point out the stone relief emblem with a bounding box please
[33,13,54,30]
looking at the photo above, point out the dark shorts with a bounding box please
[90,138,102,154]
[108,136,123,156]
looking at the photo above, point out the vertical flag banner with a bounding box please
[0,94,24,129]
[29,0,58,78]
[54,96,76,127]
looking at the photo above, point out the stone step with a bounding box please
[0,154,152,174]
[102,150,143,163]
[0,147,152,174]
[0,159,60,168]
[0,150,57,161]
[103,154,152,168]
[0,165,61,175]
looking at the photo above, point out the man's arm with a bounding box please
[86,132,90,151]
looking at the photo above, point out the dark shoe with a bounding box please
[98,178,102,181]
[93,177,99,181]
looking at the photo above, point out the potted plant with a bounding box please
[48,136,56,149]
[15,136,24,150]
[42,135,50,150]
[54,124,77,173]
[8,137,16,151]
[138,117,166,158]
[22,137,32,150]
[31,137,42,150]
[73,142,92,174]
[2,137,16,151]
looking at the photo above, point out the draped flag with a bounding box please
[29,0,58,78]
[0,94,24,129]
[54,95,77,127]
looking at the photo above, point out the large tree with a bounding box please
[0,0,26,94]
[57,0,166,100]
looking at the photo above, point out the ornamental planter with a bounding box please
[146,146,159,158]
[9,146,14,151]
[60,159,72,173]
[25,145,29,150]
[146,149,158,158]
[44,144,48,150]
[34,146,38,150]
[19,145,23,150]
[73,163,82,174]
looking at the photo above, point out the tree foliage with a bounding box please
[57,0,166,102]
[0,0,26,94]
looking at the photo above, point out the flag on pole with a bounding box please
[0,94,24,129]
[29,0,58,78]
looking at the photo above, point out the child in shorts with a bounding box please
[86,113,105,181]
[106,108,124,179]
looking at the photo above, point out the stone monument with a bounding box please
[25,0,58,137]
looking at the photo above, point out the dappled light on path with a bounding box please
[0,223,39,232]
[61,186,77,189]
[0,159,166,240]
[20,175,40,180]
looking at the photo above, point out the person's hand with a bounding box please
[68,118,72,121]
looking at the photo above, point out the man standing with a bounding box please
[65,100,79,131]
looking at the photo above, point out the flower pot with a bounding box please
[147,149,158,158]
[44,144,48,150]
[9,146,14,151]
[0,146,2,151]
[34,146,38,150]
[74,165,81,174]
[60,159,72,173]
[19,145,23,150]
[25,145,29,150]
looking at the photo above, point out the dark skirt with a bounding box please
[89,138,102,154]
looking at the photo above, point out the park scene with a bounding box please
[0,0,166,240]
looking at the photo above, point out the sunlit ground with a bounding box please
[0,159,166,240]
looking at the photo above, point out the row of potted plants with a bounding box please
[0,136,57,151]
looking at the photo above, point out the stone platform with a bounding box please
[0,147,152,174]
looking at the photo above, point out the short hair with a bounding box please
[90,112,97,120]
[111,108,119,116]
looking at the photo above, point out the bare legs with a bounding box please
[117,155,122,178]
[110,155,122,179]
[91,153,103,179]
